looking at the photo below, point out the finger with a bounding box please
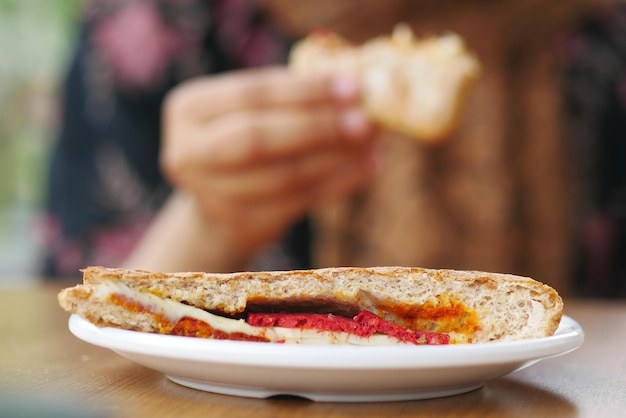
[195,148,379,235]
[195,159,376,253]
[177,106,375,170]
[165,67,360,121]
[306,151,380,208]
[201,144,377,201]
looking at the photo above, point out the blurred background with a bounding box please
[0,0,82,282]
[0,0,625,298]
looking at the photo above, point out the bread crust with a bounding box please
[59,266,563,343]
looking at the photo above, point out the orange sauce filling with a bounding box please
[109,293,174,334]
[108,292,478,342]
[108,294,270,342]
[171,317,271,342]
[377,296,480,336]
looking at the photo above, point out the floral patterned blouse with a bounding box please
[42,0,307,278]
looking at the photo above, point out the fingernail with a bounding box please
[330,76,359,101]
[339,108,372,141]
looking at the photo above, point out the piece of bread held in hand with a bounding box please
[289,24,481,142]
[58,266,562,345]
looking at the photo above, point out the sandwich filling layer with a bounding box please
[89,281,450,345]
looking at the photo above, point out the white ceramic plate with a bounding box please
[69,314,584,402]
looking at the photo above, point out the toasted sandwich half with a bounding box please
[58,266,562,345]
[289,24,481,142]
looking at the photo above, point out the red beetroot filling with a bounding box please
[247,310,449,345]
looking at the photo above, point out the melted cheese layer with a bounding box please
[94,280,404,345]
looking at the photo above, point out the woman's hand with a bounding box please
[160,66,380,259]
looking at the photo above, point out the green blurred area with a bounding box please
[0,0,83,279]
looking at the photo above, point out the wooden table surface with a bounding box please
[1,281,625,418]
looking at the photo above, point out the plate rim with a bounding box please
[68,314,584,370]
